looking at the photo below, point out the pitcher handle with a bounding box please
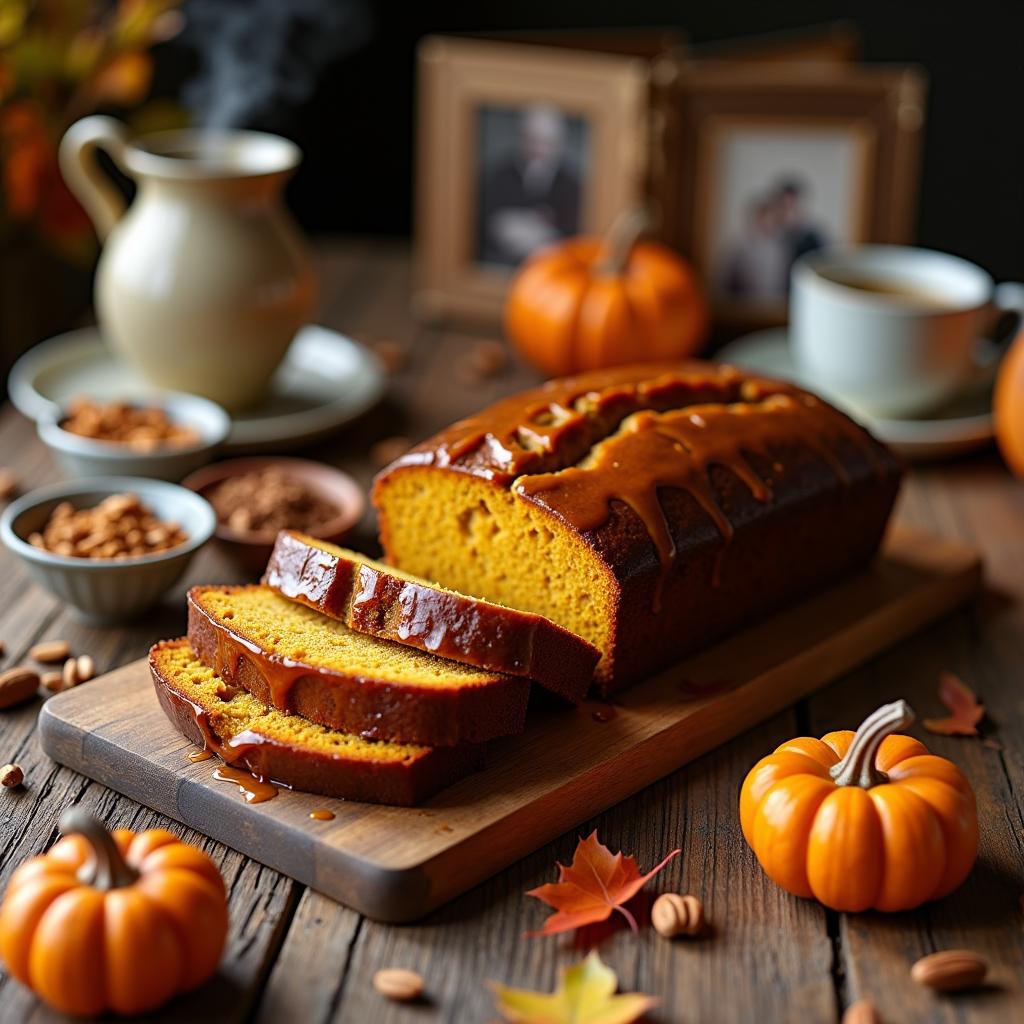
[59,116,130,240]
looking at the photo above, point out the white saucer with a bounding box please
[8,325,386,453]
[718,329,995,460]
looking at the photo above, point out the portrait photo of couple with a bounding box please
[708,125,864,306]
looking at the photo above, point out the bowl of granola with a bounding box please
[38,393,230,482]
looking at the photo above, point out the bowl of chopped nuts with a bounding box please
[182,457,364,570]
[0,479,216,625]
[37,393,231,482]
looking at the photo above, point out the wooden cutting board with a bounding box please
[40,524,981,922]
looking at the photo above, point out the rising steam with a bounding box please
[181,0,372,131]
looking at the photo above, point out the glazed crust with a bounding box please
[186,589,531,747]
[374,362,904,694]
[263,530,599,702]
[150,640,482,806]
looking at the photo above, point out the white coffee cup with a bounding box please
[790,245,1023,418]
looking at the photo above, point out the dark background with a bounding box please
[182,0,1024,284]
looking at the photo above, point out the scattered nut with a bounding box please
[62,658,80,690]
[0,763,24,788]
[0,667,40,709]
[41,671,64,693]
[0,469,17,501]
[29,640,71,664]
[62,398,201,450]
[911,949,988,992]
[651,892,704,938]
[369,339,407,374]
[29,493,187,560]
[370,436,412,469]
[842,999,881,1024]
[462,340,508,381]
[76,655,95,683]
[372,967,424,1002]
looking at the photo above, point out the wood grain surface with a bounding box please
[37,521,980,922]
[0,240,1022,1022]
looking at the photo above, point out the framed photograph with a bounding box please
[653,62,927,332]
[414,37,649,326]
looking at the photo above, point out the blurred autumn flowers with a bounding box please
[0,0,184,262]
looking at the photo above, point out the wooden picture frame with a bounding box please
[414,37,649,327]
[652,62,927,334]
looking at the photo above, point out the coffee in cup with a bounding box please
[790,245,1023,418]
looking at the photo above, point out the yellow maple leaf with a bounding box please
[490,951,656,1024]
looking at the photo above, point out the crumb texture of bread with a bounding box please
[150,639,481,805]
[262,530,599,702]
[187,585,530,746]
[373,362,903,692]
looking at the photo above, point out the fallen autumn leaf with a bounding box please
[490,950,656,1024]
[525,831,680,936]
[923,672,986,736]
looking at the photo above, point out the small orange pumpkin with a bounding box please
[0,808,228,1017]
[995,330,1024,477]
[505,211,709,377]
[740,700,978,912]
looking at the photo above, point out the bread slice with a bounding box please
[187,585,529,746]
[263,530,599,702]
[150,640,481,806]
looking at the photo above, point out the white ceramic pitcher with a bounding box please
[60,117,316,410]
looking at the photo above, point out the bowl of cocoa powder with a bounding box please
[182,457,365,570]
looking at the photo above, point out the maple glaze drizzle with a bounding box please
[211,626,310,715]
[407,363,751,483]
[162,687,281,804]
[309,809,335,821]
[516,394,880,606]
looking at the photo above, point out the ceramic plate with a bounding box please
[718,328,995,460]
[8,325,386,453]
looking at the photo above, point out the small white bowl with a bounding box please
[38,390,230,482]
[0,477,216,625]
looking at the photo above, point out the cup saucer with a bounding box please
[717,328,994,460]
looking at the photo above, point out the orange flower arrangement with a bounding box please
[0,0,183,262]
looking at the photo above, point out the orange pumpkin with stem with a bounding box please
[740,700,978,912]
[0,808,228,1017]
[995,330,1024,477]
[504,210,709,377]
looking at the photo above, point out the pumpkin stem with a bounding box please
[59,808,139,890]
[829,700,916,789]
[597,208,649,276]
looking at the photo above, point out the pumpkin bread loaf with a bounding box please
[373,362,903,694]
[263,530,599,702]
[150,640,480,806]
[187,585,529,746]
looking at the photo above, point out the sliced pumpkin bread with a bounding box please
[263,530,599,702]
[187,585,529,746]
[151,639,480,805]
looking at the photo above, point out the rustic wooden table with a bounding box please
[0,239,1022,1024]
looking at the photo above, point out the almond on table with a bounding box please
[0,668,39,709]
[29,640,70,664]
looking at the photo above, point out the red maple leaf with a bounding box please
[923,672,986,736]
[525,831,680,936]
